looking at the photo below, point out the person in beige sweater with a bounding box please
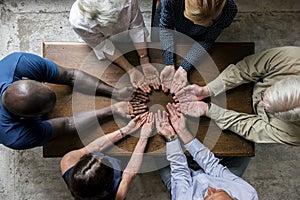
[174,46,300,145]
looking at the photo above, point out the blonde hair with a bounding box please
[264,77,300,121]
[184,0,227,26]
[78,0,126,26]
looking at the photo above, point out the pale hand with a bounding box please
[174,84,210,102]
[154,110,175,138]
[166,103,187,134]
[128,69,151,93]
[140,112,155,138]
[170,66,188,94]
[176,101,208,117]
[142,63,160,90]
[122,113,148,135]
[160,65,175,93]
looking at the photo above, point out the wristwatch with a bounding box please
[165,134,178,142]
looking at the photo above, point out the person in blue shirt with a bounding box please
[0,52,148,150]
[155,104,258,200]
[155,0,237,94]
[60,112,154,200]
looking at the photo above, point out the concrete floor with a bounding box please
[0,0,300,199]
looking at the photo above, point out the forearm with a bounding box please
[104,49,134,72]
[166,139,192,191]
[124,138,148,173]
[48,106,113,138]
[176,129,194,145]
[206,103,279,143]
[185,139,225,177]
[85,127,130,152]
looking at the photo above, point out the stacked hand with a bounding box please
[112,101,148,118]
[114,87,149,102]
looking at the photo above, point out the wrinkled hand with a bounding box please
[112,101,148,118]
[128,69,151,93]
[174,85,210,102]
[142,63,160,90]
[154,110,175,137]
[140,112,155,138]
[122,112,148,135]
[176,101,208,117]
[160,65,175,93]
[166,103,187,133]
[170,66,188,94]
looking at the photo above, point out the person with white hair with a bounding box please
[69,0,160,93]
[174,46,300,145]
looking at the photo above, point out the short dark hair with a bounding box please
[70,154,114,200]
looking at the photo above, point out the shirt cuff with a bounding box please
[207,75,226,96]
[93,39,115,60]
[205,103,226,120]
[180,59,193,72]
[166,138,183,155]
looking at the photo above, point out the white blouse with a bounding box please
[69,0,148,60]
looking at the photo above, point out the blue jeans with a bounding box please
[159,156,251,193]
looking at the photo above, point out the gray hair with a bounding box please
[264,77,300,121]
[78,0,126,26]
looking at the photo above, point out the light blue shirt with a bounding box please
[167,138,258,200]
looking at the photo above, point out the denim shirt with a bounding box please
[167,139,258,200]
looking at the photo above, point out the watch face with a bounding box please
[167,134,177,142]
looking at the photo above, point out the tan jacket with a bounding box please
[207,46,300,145]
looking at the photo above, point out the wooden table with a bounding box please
[42,42,255,158]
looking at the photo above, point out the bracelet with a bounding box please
[119,129,125,138]
[139,54,148,58]
[165,134,178,142]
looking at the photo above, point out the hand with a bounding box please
[112,101,148,118]
[128,68,151,93]
[176,101,208,117]
[154,110,175,138]
[170,66,188,94]
[160,65,175,93]
[142,63,160,90]
[168,103,195,144]
[174,85,210,102]
[140,112,155,139]
[122,112,148,135]
[166,103,187,134]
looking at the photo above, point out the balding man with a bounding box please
[0,52,148,150]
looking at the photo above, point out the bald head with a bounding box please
[2,80,56,117]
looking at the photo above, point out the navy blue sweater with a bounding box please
[159,0,237,71]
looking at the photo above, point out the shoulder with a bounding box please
[69,1,85,28]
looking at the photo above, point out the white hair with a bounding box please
[78,0,126,26]
[264,77,300,121]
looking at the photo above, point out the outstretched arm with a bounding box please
[116,113,154,200]
[155,110,192,198]
[55,65,114,97]
[48,101,148,140]
[60,113,148,175]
